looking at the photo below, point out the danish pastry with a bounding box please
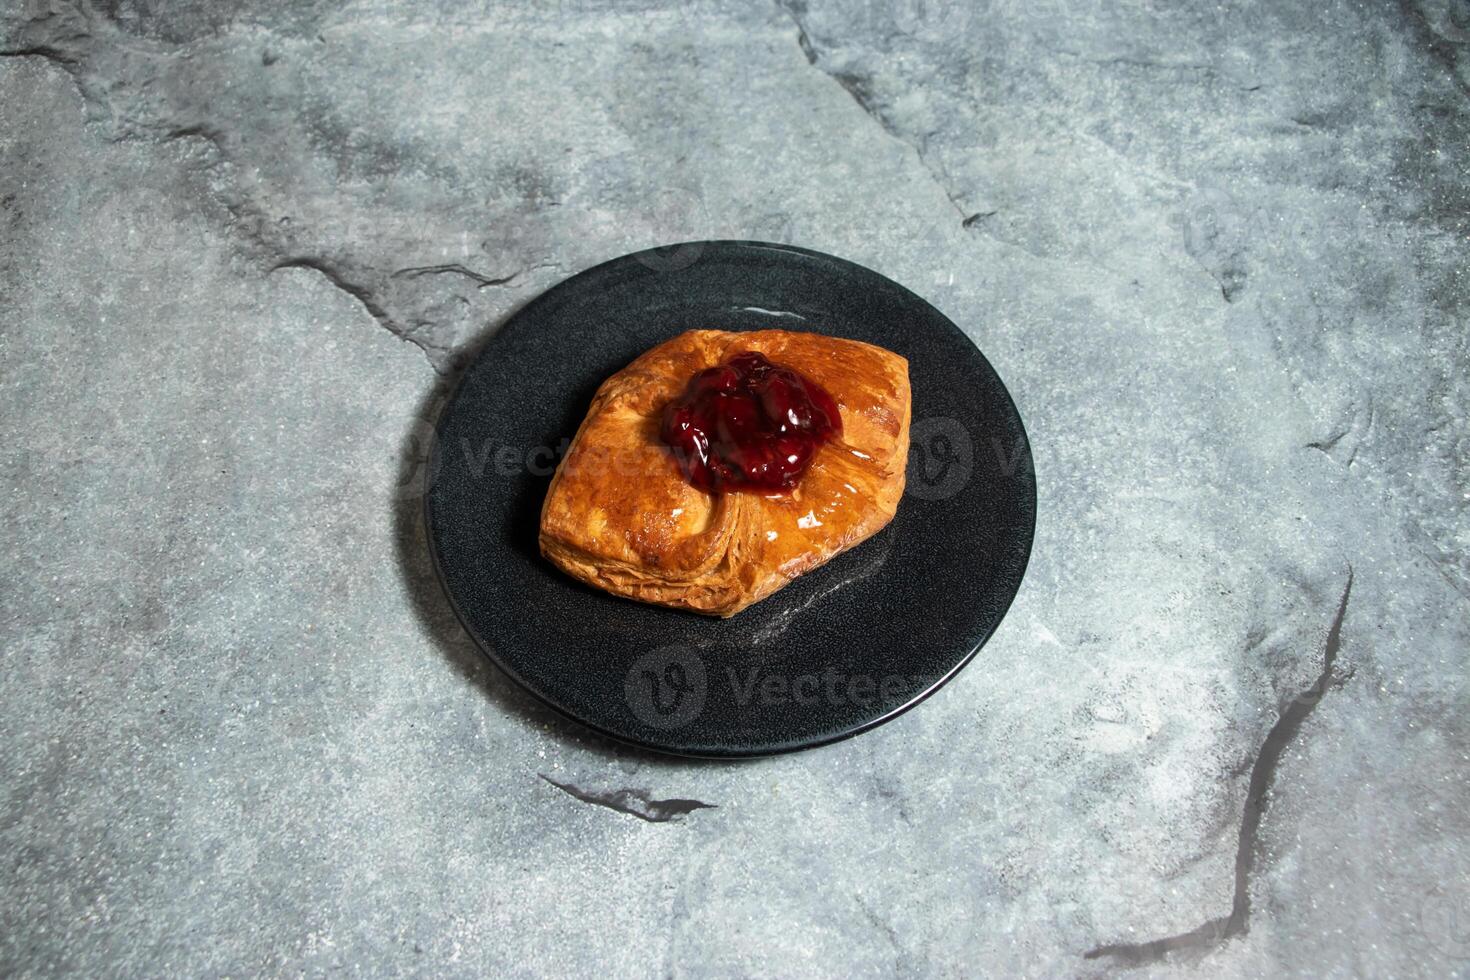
[539,329,911,616]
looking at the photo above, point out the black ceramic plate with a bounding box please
[425,241,1035,757]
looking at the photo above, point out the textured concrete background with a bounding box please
[2,0,1467,975]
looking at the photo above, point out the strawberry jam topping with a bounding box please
[660,351,842,493]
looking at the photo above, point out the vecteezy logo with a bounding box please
[633,186,710,273]
[1420,886,1470,960]
[906,416,973,500]
[624,646,707,730]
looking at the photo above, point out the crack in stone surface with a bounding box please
[1306,429,1349,454]
[1085,567,1354,966]
[1305,399,1376,467]
[1418,549,1470,606]
[856,892,907,971]
[391,264,522,288]
[0,1,575,373]
[961,210,997,229]
[0,45,79,64]
[271,257,398,333]
[1210,266,1245,304]
[539,775,717,823]
[776,0,972,226]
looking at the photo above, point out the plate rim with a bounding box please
[423,239,1037,758]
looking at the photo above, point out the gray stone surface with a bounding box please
[1,0,1467,975]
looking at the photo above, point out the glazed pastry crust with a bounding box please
[539,329,911,617]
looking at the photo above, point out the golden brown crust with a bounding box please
[538,329,911,616]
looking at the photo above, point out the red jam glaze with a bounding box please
[660,351,842,493]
